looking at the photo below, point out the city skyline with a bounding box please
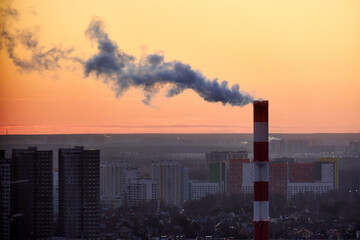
[1,0,360,134]
[1,134,359,238]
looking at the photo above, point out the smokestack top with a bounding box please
[254,100,268,104]
[254,100,268,122]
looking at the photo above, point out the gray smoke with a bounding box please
[269,136,282,141]
[1,9,254,107]
[0,6,79,72]
[85,19,254,106]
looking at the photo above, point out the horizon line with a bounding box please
[1,132,360,136]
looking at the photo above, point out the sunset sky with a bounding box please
[0,0,359,134]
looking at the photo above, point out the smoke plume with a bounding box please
[269,136,282,141]
[1,8,254,107]
[84,19,254,106]
[0,6,79,72]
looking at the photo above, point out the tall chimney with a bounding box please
[253,100,269,240]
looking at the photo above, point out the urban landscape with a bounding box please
[1,133,360,239]
[1,0,360,239]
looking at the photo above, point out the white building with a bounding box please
[101,162,158,206]
[125,179,157,205]
[287,182,333,198]
[190,181,220,200]
[320,163,335,187]
[100,162,133,198]
[241,162,254,194]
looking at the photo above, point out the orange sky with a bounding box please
[0,0,359,134]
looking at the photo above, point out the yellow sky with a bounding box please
[0,0,359,134]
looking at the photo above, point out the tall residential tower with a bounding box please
[0,150,11,240]
[11,147,53,240]
[152,160,182,207]
[59,146,100,239]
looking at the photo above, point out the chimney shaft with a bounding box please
[253,100,269,240]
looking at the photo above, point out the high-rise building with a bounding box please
[122,167,156,206]
[229,159,250,194]
[152,160,182,207]
[59,146,100,239]
[206,151,248,168]
[0,150,11,240]
[181,167,189,202]
[100,162,160,207]
[242,162,254,195]
[206,151,248,194]
[269,162,288,197]
[100,162,132,198]
[317,158,339,189]
[100,162,143,206]
[53,168,59,220]
[125,178,157,205]
[11,147,53,239]
[208,161,222,183]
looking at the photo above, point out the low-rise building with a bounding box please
[190,181,220,200]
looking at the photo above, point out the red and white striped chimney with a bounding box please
[253,100,269,240]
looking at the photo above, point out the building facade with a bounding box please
[100,162,158,207]
[0,150,10,240]
[241,160,337,199]
[125,178,157,205]
[229,159,250,194]
[317,158,338,189]
[269,162,288,197]
[242,162,255,195]
[100,162,133,198]
[152,160,182,207]
[53,168,59,222]
[181,167,189,202]
[11,147,53,239]
[190,181,220,200]
[206,151,249,194]
[59,146,100,239]
[289,163,316,183]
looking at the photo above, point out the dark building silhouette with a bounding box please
[11,147,53,239]
[59,146,100,239]
[0,150,11,240]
